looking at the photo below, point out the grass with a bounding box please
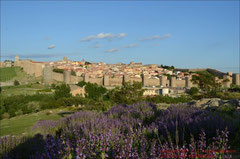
[0,66,42,83]
[1,84,51,97]
[0,108,73,136]
[0,67,18,82]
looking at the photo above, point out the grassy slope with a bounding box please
[0,66,42,83]
[0,108,73,136]
[1,84,49,97]
[0,67,18,82]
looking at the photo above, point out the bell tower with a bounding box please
[15,55,20,66]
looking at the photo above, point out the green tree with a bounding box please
[54,83,71,99]
[85,61,91,65]
[51,83,56,89]
[14,80,20,86]
[108,81,144,104]
[71,70,76,76]
[85,83,107,101]
[191,71,221,97]
[77,81,107,101]
[53,68,64,74]
[76,81,87,87]
[188,87,199,96]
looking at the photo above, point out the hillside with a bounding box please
[0,67,41,83]
[0,67,18,82]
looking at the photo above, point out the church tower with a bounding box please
[14,55,20,66]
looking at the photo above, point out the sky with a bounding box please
[1,1,239,73]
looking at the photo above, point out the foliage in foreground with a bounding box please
[1,102,239,158]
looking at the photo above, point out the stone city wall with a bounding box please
[143,78,160,87]
[16,59,238,88]
[109,77,123,86]
[53,72,64,82]
[18,60,44,77]
[85,76,103,85]
[71,75,83,84]
[124,75,142,84]
[175,80,186,87]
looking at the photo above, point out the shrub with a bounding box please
[14,80,20,86]
[188,87,199,96]
[145,95,191,104]
[15,110,23,116]
[218,104,236,115]
[28,102,40,113]
[2,112,10,119]
[8,108,17,118]
[51,83,56,89]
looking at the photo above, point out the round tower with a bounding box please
[84,73,90,82]
[160,75,167,87]
[142,74,150,86]
[223,75,232,88]
[43,65,53,84]
[185,76,192,88]
[233,74,240,86]
[170,76,176,88]
[63,70,71,84]
[103,75,110,86]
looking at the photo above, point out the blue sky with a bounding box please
[1,1,239,73]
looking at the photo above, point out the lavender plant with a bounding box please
[1,102,237,158]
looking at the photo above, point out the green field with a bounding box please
[0,67,18,82]
[0,108,73,136]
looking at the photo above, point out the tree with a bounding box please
[160,65,175,70]
[85,61,91,65]
[54,83,71,99]
[76,81,107,101]
[71,70,76,76]
[77,81,87,87]
[85,82,107,101]
[188,87,199,96]
[14,80,20,86]
[53,68,64,74]
[191,71,221,97]
[51,83,56,89]
[108,81,144,104]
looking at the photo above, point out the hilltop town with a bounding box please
[1,55,239,97]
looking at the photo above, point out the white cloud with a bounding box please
[118,33,127,38]
[123,43,138,48]
[88,44,104,48]
[141,34,171,41]
[105,48,120,53]
[81,32,127,42]
[48,44,56,49]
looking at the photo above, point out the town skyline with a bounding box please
[1,1,239,73]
